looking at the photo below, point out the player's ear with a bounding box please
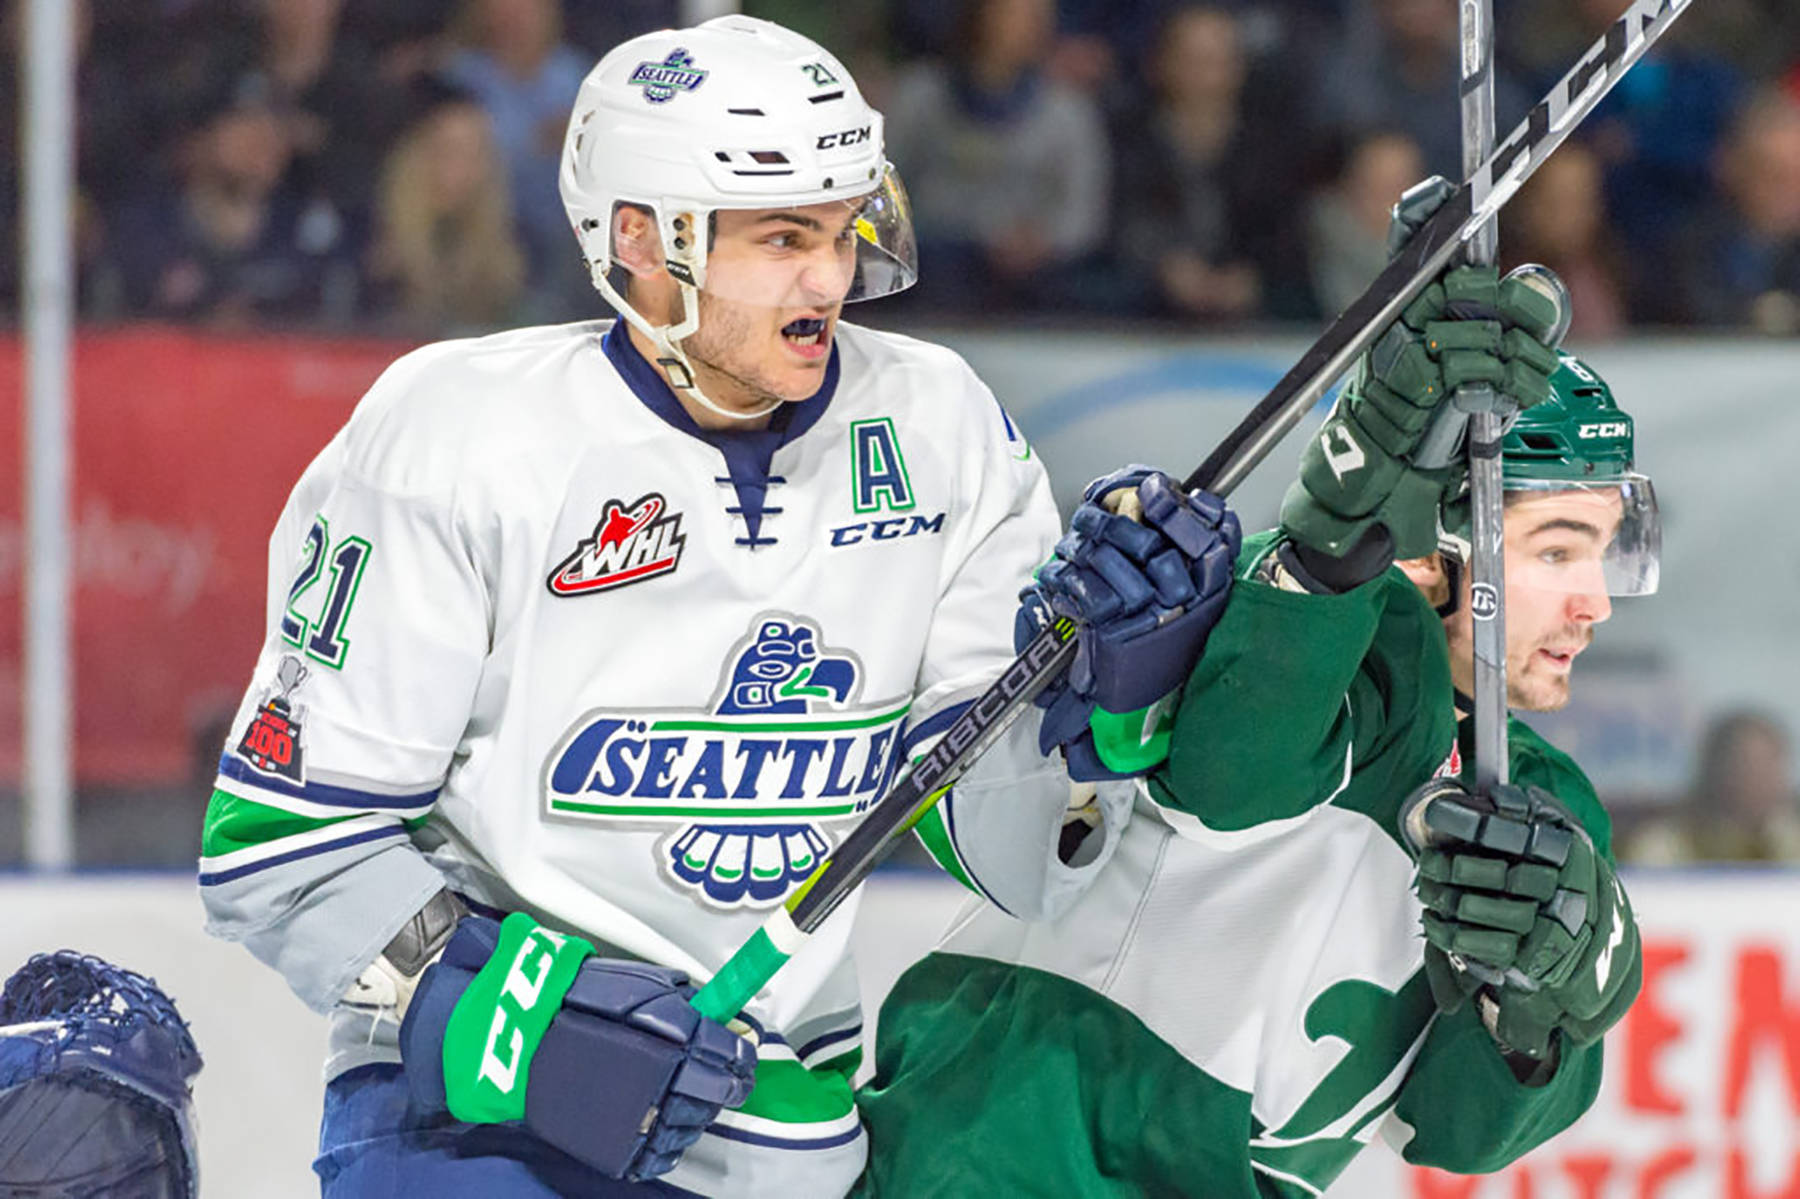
[611,204,666,280]
[1397,553,1451,607]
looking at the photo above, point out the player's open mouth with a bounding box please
[1538,647,1579,668]
[781,317,829,359]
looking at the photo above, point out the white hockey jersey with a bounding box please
[198,318,1081,1197]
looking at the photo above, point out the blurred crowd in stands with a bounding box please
[2,0,1797,865]
[2,0,1799,336]
[1620,709,1800,866]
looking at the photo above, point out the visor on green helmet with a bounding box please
[1503,474,1660,597]
[1441,353,1660,597]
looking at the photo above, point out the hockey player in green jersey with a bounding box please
[857,193,1657,1196]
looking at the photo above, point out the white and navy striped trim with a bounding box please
[680,1021,865,1149]
[198,814,410,886]
[795,1024,862,1069]
[730,1022,860,1070]
[215,754,439,817]
[706,1107,864,1152]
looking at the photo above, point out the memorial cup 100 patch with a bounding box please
[235,656,310,783]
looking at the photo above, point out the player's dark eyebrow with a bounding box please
[1526,517,1605,541]
[751,207,862,235]
[751,212,824,231]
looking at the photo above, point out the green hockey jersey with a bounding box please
[859,533,1618,1197]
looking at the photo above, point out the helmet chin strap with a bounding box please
[590,262,783,424]
[1437,552,1464,621]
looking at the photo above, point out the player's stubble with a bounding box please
[676,288,832,413]
[1443,605,1592,713]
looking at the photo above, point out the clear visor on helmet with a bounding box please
[674,163,918,310]
[1504,474,1660,597]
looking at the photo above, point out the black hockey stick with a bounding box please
[691,0,1692,1023]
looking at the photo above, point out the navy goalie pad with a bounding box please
[0,950,203,1197]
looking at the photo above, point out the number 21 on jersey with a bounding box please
[280,515,373,670]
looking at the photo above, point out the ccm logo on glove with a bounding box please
[478,924,578,1094]
[400,913,757,1182]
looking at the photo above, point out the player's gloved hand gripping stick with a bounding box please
[1399,780,1641,1063]
[1018,465,1242,781]
[400,911,758,1182]
[690,0,1692,1025]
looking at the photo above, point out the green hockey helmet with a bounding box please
[1441,353,1660,596]
[1503,355,1636,485]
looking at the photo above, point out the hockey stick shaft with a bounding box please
[690,0,1691,1025]
[1459,0,1512,792]
[1183,0,1689,497]
[1460,0,1500,266]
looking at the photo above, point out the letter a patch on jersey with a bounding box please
[548,493,687,596]
[851,419,915,513]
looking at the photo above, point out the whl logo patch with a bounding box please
[541,614,909,909]
[548,493,686,596]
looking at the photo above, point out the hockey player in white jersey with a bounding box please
[197,16,1239,1198]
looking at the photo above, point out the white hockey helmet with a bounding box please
[560,16,917,416]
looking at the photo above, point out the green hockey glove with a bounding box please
[1401,779,1641,1060]
[1280,179,1563,582]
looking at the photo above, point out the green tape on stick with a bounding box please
[692,924,791,1024]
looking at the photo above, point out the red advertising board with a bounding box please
[1324,875,1800,1198]
[1,328,412,783]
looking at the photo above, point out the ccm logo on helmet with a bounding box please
[817,126,872,149]
[1578,422,1628,439]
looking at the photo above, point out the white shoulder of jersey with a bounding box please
[830,320,971,375]
[335,321,614,498]
[831,321,987,401]
[832,321,1029,453]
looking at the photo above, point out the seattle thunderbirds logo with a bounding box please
[628,49,707,104]
[542,615,909,909]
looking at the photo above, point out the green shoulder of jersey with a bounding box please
[1145,530,1458,836]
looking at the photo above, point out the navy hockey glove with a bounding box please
[0,950,203,1197]
[399,913,757,1182]
[1017,465,1240,779]
[1400,779,1642,1062]
[1279,177,1564,590]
